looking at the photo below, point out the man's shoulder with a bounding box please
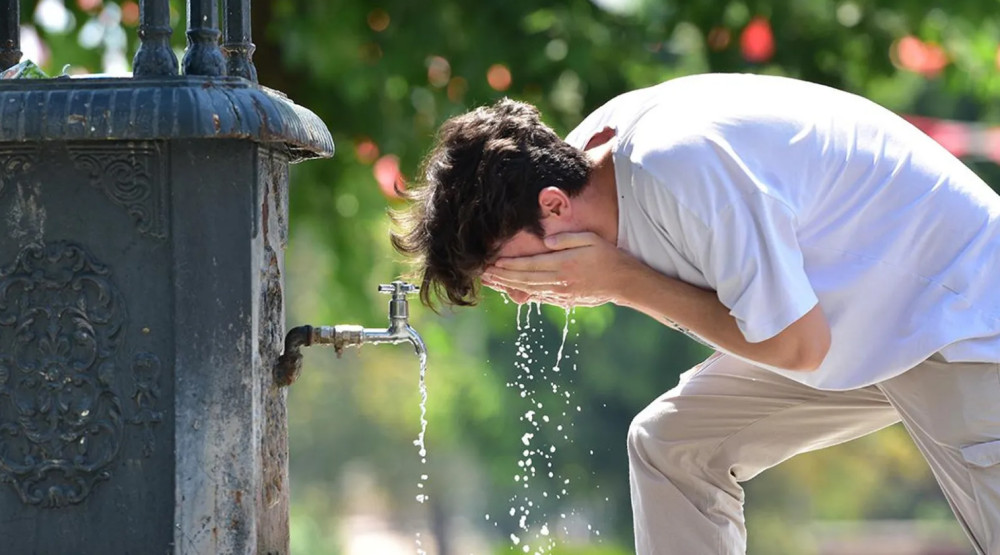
[566,73,790,145]
[564,82,676,148]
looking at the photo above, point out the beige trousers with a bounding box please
[628,353,1000,555]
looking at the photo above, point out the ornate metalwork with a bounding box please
[68,144,168,240]
[0,146,46,247]
[133,0,179,77]
[129,352,162,458]
[0,146,37,200]
[222,0,257,82]
[183,0,226,76]
[0,0,21,71]
[0,242,128,507]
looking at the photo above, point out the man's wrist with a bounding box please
[609,252,656,308]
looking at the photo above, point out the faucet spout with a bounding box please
[274,281,425,387]
[361,323,425,357]
[405,325,426,359]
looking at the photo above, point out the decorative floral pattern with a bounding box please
[68,145,168,240]
[0,242,161,507]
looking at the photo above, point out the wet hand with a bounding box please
[483,232,638,308]
[480,276,533,305]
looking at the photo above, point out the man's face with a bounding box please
[485,212,579,304]
[481,184,584,304]
[486,230,549,304]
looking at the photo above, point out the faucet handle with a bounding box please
[378,280,419,298]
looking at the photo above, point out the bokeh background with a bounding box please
[22,0,1000,553]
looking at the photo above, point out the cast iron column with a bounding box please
[223,0,257,81]
[0,0,20,70]
[133,0,179,76]
[183,0,226,76]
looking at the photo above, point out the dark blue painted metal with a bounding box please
[183,0,227,76]
[133,0,179,77]
[0,1,334,552]
[223,0,257,82]
[0,77,333,160]
[0,0,20,70]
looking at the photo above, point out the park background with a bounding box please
[20,0,1000,553]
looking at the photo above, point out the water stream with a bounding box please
[414,351,429,555]
[411,298,596,554]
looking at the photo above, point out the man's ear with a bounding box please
[538,187,572,219]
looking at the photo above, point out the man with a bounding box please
[391,73,1000,554]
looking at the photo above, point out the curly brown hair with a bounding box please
[391,98,592,308]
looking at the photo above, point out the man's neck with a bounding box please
[577,141,620,245]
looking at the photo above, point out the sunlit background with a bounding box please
[21,0,1000,553]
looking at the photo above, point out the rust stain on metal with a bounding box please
[250,96,274,140]
[261,182,269,238]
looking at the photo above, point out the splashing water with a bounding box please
[491,303,602,554]
[553,308,570,372]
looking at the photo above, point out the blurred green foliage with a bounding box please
[23,0,1000,552]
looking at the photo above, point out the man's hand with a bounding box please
[485,230,831,371]
[483,232,642,308]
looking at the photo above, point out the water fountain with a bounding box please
[0,0,333,551]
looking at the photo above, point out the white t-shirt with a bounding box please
[565,73,1000,390]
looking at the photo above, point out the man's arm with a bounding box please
[614,252,830,371]
[485,232,831,372]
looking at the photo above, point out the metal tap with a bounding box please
[274,281,426,387]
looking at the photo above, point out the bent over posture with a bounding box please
[392,73,1000,554]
